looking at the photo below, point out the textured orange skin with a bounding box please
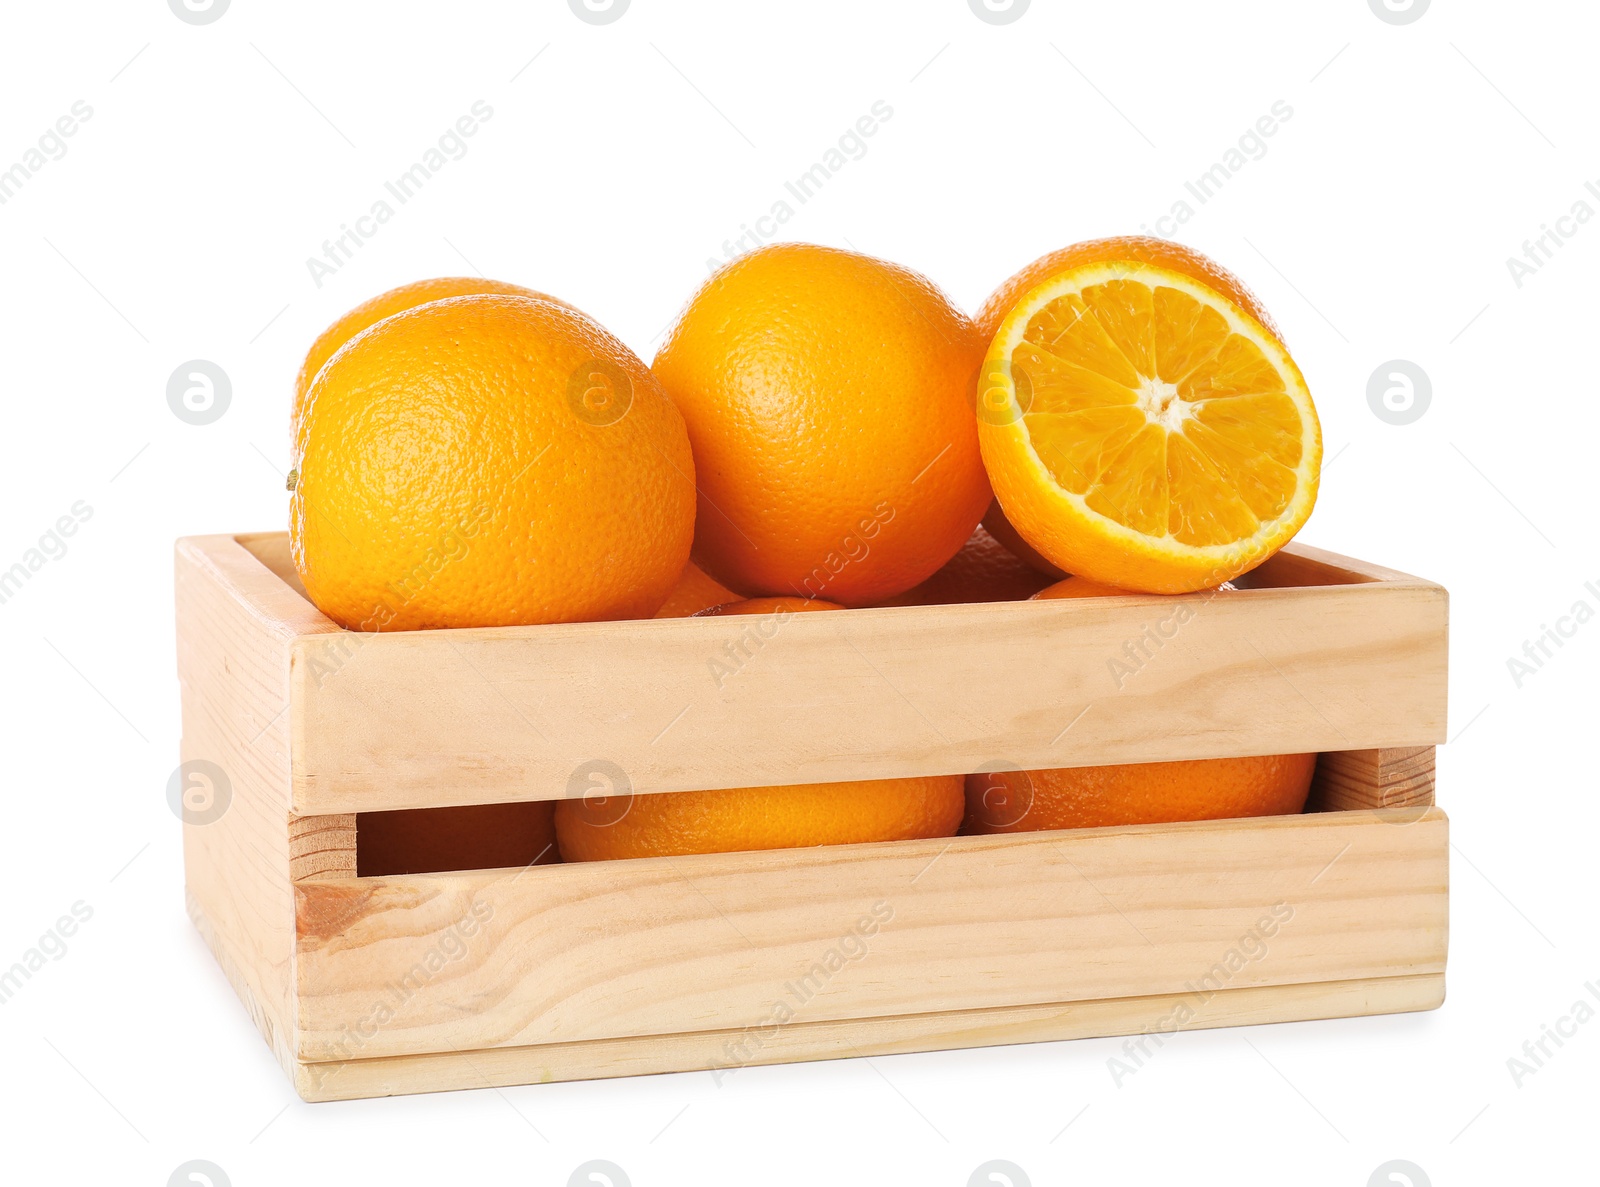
[1032,575,1238,599]
[981,499,1068,580]
[976,235,1283,347]
[877,525,1051,606]
[357,801,557,876]
[652,243,992,607]
[653,560,739,618]
[964,753,1317,834]
[291,294,695,630]
[695,596,844,616]
[292,277,563,436]
[1030,574,1138,599]
[1030,575,1241,598]
[555,774,965,862]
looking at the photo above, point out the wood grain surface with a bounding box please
[291,972,1446,1102]
[293,808,1449,1063]
[176,532,1452,1101]
[191,531,1453,815]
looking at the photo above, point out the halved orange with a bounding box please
[977,251,1321,593]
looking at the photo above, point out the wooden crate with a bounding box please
[175,532,1448,1102]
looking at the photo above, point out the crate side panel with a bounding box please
[292,582,1448,814]
[294,808,1448,1061]
[176,537,307,1074]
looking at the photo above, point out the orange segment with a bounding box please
[978,259,1320,593]
[1011,343,1137,416]
[1025,292,1143,387]
[1083,423,1169,537]
[1081,279,1157,377]
[1181,419,1298,521]
[1149,285,1231,383]
[1165,433,1260,546]
[1025,406,1147,494]
[1180,334,1287,400]
[1191,393,1305,467]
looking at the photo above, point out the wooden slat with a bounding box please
[175,536,318,1079]
[292,972,1445,1102]
[292,807,1448,1063]
[1309,747,1436,813]
[263,543,1448,815]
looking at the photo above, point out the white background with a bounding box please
[1,0,1595,1183]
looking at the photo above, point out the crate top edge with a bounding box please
[175,532,1447,650]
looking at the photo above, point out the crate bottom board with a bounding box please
[190,892,1442,1102]
[296,974,1442,1102]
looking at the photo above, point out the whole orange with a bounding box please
[293,277,562,435]
[1032,574,1238,599]
[964,753,1317,834]
[555,774,965,862]
[653,560,739,618]
[877,525,1051,606]
[652,243,991,606]
[695,596,844,616]
[291,294,695,630]
[981,500,1066,579]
